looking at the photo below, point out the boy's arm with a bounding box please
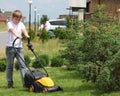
[7,22,22,39]
[9,28,22,39]
[22,29,30,38]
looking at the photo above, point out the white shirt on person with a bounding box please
[6,21,25,48]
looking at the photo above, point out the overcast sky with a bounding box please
[0,0,69,22]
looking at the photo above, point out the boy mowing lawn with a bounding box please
[6,10,29,88]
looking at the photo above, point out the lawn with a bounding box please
[0,24,6,32]
[0,67,120,96]
[0,37,120,96]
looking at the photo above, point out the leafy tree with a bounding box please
[40,15,49,24]
[61,4,120,91]
[53,17,83,40]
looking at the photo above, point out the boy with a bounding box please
[6,10,29,88]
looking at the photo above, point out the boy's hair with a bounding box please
[12,10,22,18]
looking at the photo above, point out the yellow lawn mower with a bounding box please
[13,37,63,93]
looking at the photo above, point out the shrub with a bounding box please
[51,56,63,67]
[0,58,6,72]
[61,4,120,92]
[53,27,66,39]
[53,27,76,40]
[61,39,83,70]
[32,54,49,68]
[95,50,120,91]
[40,54,49,66]
[28,29,35,40]
[95,66,111,92]
[24,55,31,66]
[39,28,49,43]
[32,59,45,68]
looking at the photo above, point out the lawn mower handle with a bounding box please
[26,38,49,76]
[12,37,33,51]
[12,37,19,47]
[12,37,49,77]
[12,37,34,74]
[27,38,34,52]
[12,36,28,47]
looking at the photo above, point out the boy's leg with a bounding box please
[16,48,27,87]
[6,47,15,88]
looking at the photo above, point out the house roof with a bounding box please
[0,11,12,17]
[0,15,7,21]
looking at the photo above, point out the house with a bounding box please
[0,15,7,24]
[86,0,120,18]
[0,11,25,25]
[0,11,12,25]
[66,0,120,19]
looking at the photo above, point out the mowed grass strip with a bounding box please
[1,67,120,96]
[0,67,93,96]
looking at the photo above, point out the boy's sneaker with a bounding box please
[8,86,14,88]
[8,83,14,88]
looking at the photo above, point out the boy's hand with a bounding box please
[17,35,22,39]
[25,35,30,38]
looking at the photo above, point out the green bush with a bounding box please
[32,54,49,68]
[95,50,120,91]
[61,4,120,92]
[40,54,49,66]
[32,59,45,68]
[61,39,83,70]
[0,58,6,72]
[24,55,31,66]
[51,56,63,67]
[95,66,111,92]
[53,27,66,39]
[53,16,82,40]
[28,29,35,40]
[39,28,49,43]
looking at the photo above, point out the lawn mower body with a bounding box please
[24,70,62,93]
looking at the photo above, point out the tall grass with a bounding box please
[0,48,6,58]
[0,38,63,58]
[23,38,65,65]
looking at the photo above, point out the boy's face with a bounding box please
[12,17,21,24]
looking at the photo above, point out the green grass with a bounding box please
[0,67,120,96]
[0,24,6,32]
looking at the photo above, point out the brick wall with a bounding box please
[90,0,120,18]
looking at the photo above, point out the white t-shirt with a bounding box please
[6,21,25,48]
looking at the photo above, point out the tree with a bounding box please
[39,28,49,43]
[40,15,49,25]
[61,4,120,91]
